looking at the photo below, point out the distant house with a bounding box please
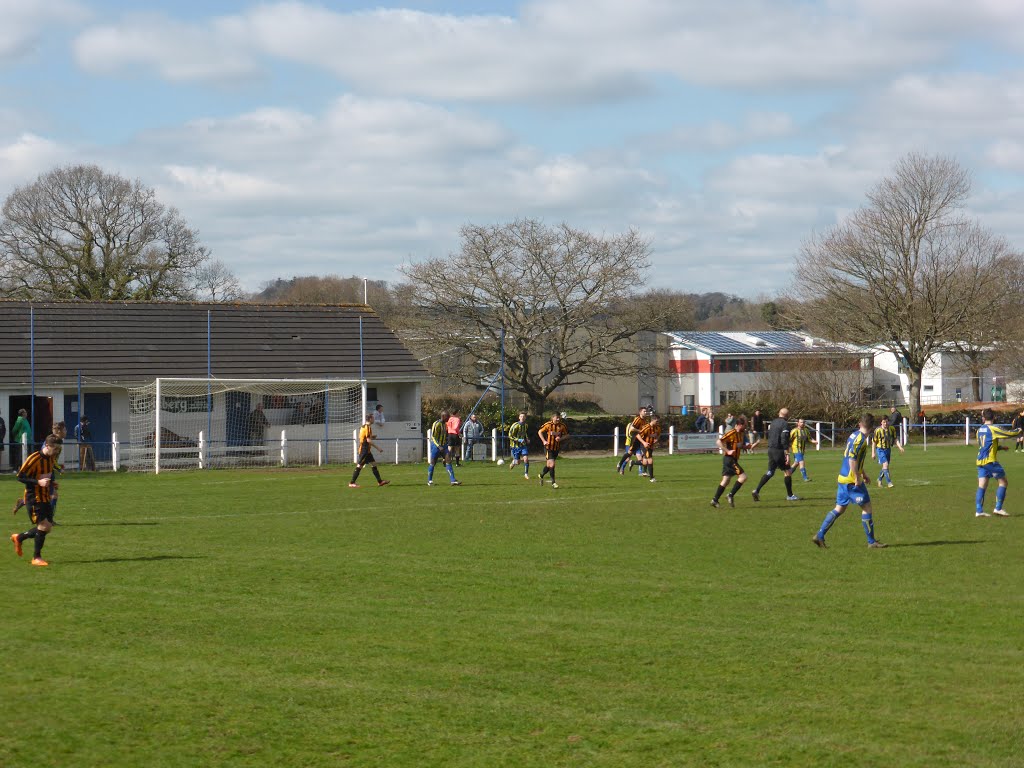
[665,331,871,411]
[0,301,428,469]
[867,345,1007,406]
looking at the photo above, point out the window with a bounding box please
[684,395,695,407]
[923,385,934,392]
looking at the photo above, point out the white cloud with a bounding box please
[0,133,69,190]
[0,0,87,64]
[70,0,1009,99]
[74,12,260,82]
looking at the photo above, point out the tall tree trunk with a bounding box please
[526,392,547,417]
[907,367,922,417]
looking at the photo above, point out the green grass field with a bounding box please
[3,446,1023,767]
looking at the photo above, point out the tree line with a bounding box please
[3,156,1021,415]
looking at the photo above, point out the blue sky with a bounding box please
[2,0,1024,296]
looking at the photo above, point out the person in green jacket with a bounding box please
[10,409,31,471]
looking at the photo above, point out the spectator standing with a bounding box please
[248,402,269,446]
[75,416,96,471]
[1012,410,1024,452]
[10,409,31,471]
[462,413,485,460]
[373,403,386,426]
[751,409,766,443]
[724,412,736,431]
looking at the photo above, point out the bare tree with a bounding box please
[0,164,213,300]
[252,274,413,331]
[795,153,1020,415]
[401,219,690,415]
[193,259,245,302]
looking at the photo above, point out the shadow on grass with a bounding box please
[61,555,203,564]
[888,540,986,548]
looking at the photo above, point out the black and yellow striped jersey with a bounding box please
[18,450,56,504]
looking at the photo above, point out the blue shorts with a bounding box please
[978,463,1006,480]
[429,444,448,464]
[511,446,528,461]
[876,449,890,465]
[792,451,805,463]
[836,482,870,508]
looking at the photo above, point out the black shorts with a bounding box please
[357,446,375,466]
[546,447,560,461]
[447,435,461,449]
[722,455,743,477]
[767,448,790,473]
[29,500,54,525]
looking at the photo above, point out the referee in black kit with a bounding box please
[751,408,800,502]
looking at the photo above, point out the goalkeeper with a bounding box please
[507,412,530,479]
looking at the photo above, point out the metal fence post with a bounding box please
[112,432,119,472]
[668,425,675,455]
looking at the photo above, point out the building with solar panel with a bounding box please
[665,331,871,412]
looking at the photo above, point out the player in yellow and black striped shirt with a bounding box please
[10,435,60,567]
[348,413,390,488]
[711,415,750,508]
[538,413,569,488]
[616,406,648,475]
[634,415,662,483]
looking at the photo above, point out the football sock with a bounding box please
[729,480,744,496]
[861,513,875,543]
[883,469,891,484]
[428,465,434,482]
[549,467,556,482]
[754,473,771,493]
[33,531,46,558]
[975,487,985,514]
[784,475,793,496]
[713,485,725,501]
[800,467,808,480]
[540,467,549,478]
[371,466,382,483]
[647,462,654,479]
[996,485,1007,510]
[445,464,456,482]
[817,509,840,539]
[350,467,361,483]
[524,461,529,476]
[18,529,35,541]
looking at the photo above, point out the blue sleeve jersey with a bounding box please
[976,424,1021,466]
[837,430,868,484]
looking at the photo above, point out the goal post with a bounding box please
[128,377,365,473]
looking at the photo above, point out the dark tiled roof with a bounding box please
[0,301,427,386]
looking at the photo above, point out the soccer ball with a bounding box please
[496,459,505,465]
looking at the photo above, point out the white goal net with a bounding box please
[127,378,365,472]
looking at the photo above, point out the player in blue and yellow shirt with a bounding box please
[871,416,904,488]
[616,406,649,476]
[507,412,531,479]
[812,413,887,549]
[789,417,818,482]
[427,411,460,486]
[975,408,1020,517]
